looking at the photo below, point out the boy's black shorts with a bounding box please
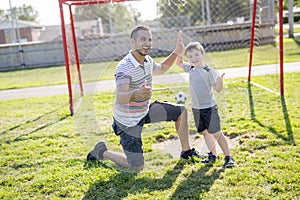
[192,105,221,134]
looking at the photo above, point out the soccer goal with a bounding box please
[58,0,282,115]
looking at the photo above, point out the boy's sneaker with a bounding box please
[87,142,108,161]
[180,148,203,160]
[224,156,235,168]
[201,152,218,163]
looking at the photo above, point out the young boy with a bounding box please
[176,39,235,168]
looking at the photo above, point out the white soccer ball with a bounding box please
[175,92,187,104]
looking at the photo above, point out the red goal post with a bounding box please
[58,0,138,115]
[248,0,284,96]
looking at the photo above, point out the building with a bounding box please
[0,19,43,44]
[74,18,104,39]
[39,25,62,42]
[0,17,106,44]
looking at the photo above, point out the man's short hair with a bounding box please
[130,25,151,40]
[185,42,205,55]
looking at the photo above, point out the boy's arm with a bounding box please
[175,30,185,69]
[176,52,184,69]
[213,73,225,92]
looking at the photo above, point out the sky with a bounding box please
[1,0,158,25]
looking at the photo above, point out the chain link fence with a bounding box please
[63,0,276,64]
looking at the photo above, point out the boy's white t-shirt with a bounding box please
[183,62,218,109]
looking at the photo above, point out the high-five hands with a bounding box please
[175,30,185,56]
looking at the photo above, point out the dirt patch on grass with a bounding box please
[152,133,239,158]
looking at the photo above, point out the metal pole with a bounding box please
[279,0,284,96]
[59,0,74,115]
[69,5,84,96]
[288,0,294,38]
[15,13,25,67]
[201,0,205,24]
[108,0,113,34]
[205,0,211,25]
[8,0,16,42]
[248,0,257,82]
[9,0,25,67]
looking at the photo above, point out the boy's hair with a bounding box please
[130,25,150,40]
[185,42,205,55]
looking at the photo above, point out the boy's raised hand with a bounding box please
[175,30,185,56]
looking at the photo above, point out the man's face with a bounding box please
[132,30,152,56]
[186,48,203,66]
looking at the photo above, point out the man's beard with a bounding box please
[136,48,150,57]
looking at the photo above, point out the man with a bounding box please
[87,26,201,169]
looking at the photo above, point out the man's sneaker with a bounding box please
[180,148,203,160]
[224,156,235,168]
[201,152,218,163]
[87,142,108,161]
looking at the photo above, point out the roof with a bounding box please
[0,19,42,30]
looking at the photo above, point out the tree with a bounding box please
[157,0,249,28]
[0,9,5,20]
[10,4,39,22]
[73,3,137,33]
[284,0,300,9]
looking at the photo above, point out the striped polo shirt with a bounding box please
[113,51,159,127]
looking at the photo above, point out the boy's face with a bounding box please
[186,48,204,66]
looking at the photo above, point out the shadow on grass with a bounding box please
[0,109,59,136]
[82,160,223,199]
[293,36,300,47]
[169,166,224,199]
[247,82,295,145]
[11,157,81,170]
[3,109,70,144]
[280,95,295,145]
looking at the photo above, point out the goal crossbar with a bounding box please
[59,0,138,6]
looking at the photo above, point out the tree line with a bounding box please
[1,0,298,30]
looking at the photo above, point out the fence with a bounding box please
[0,20,275,71]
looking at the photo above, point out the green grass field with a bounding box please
[0,72,299,199]
[0,32,299,199]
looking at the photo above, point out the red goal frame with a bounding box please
[59,0,285,115]
[58,0,138,115]
[248,0,284,96]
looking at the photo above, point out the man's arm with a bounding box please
[153,31,184,75]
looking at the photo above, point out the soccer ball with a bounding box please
[175,92,187,104]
